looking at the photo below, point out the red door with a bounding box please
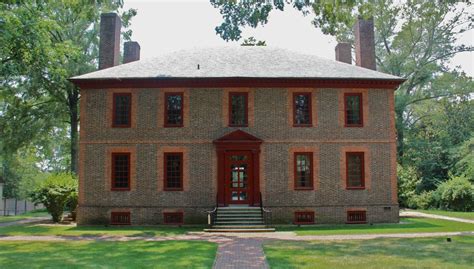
[225,151,253,205]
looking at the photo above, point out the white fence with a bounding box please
[0,198,44,216]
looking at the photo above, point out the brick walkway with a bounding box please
[213,238,269,269]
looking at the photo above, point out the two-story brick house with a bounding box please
[70,13,404,226]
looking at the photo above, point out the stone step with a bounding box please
[215,222,265,225]
[204,228,275,233]
[216,217,263,220]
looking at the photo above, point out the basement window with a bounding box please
[294,211,315,224]
[110,212,131,225]
[163,212,184,225]
[347,210,367,224]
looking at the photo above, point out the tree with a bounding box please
[1,0,137,174]
[241,36,266,46]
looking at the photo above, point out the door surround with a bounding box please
[213,130,262,206]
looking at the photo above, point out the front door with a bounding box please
[225,151,253,205]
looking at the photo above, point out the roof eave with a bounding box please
[68,77,406,90]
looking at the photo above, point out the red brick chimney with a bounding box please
[354,17,376,70]
[99,13,121,70]
[123,41,141,64]
[335,42,351,64]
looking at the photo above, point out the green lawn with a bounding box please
[264,236,474,269]
[0,223,204,237]
[0,240,217,269]
[0,209,49,224]
[415,209,474,220]
[277,217,474,235]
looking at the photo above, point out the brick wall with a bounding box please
[78,87,398,225]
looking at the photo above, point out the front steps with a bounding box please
[204,207,275,232]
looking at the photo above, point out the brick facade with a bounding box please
[77,87,398,225]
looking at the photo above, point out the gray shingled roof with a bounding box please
[72,46,402,80]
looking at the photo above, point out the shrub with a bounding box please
[407,191,435,210]
[434,174,474,211]
[67,190,79,221]
[397,164,421,208]
[30,173,78,223]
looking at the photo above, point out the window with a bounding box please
[111,153,130,190]
[294,211,315,224]
[346,152,365,189]
[164,93,183,127]
[347,210,367,224]
[110,212,131,225]
[344,93,363,126]
[294,153,313,190]
[112,93,131,127]
[293,92,312,126]
[163,212,184,225]
[229,92,248,126]
[164,153,183,191]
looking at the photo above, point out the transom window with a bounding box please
[344,93,363,126]
[111,153,130,190]
[229,92,248,126]
[293,92,312,126]
[113,93,131,127]
[294,152,313,190]
[294,211,315,224]
[346,152,365,189]
[164,153,183,191]
[165,93,183,127]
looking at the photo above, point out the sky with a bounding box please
[122,0,474,76]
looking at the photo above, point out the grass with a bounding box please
[277,217,474,236]
[264,236,474,269]
[415,209,474,220]
[0,209,49,224]
[0,223,204,237]
[0,240,217,269]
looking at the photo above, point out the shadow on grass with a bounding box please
[264,236,474,269]
[0,240,217,268]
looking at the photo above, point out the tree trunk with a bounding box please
[395,108,404,164]
[68,90,79,175]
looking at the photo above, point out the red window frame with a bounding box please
[293,92,312,127]
[294,152,314,190]
[111,152,131,191]
[164,152,184,191]
[344,93,363,127]
[112,93,132,128]
[110,212,131,225]
[228,92,249,127]
[164,92,184,127]
[294,211,315,224]
[347,210,367,224]
[163,212,184,225]
[346,152,365,190]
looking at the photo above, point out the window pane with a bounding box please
[294,94,311,125]
[166,94,183,125]
[113,154,129,189]
[347,153,364,187]
[114,94,131,126]
[230,94,247,125]
[345,95,361,125]
[295,154,312,188]
[165,154,182,189]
